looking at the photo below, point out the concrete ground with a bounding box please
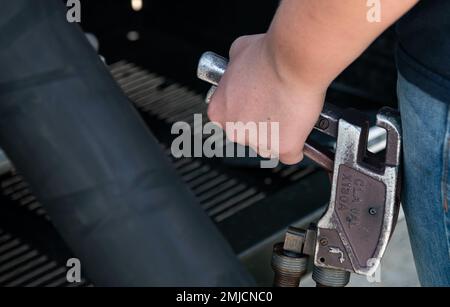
[301,209,421,287]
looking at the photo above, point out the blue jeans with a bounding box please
[398,74,450,286]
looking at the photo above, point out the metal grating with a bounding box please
[0,227,89,287]
[109,61,319,223]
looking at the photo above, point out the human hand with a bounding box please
[207,34,327,165]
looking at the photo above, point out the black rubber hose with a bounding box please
[0,0,254,286]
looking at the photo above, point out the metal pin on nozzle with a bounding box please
[197,51,228,86]
[197,52,228,104]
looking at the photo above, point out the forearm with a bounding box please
[266,0,419,90]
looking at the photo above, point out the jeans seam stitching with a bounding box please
[442,107,450,259]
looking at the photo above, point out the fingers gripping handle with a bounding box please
[197,51,335,172]
[197,52,339,137]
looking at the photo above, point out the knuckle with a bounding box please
[258,149,272,159]
[280,153,304,165]
[225,130,237,143]
[279,145,297,157]
[207,103,221,123]
[279,144,304,165]
[225,127,241,145]
[229,36,249,58]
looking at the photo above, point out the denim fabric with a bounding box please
[397,0,450,103]
[397,74,450,286]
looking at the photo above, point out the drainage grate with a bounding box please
[0,62,329,286]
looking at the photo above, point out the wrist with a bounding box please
[262,28,332,96]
